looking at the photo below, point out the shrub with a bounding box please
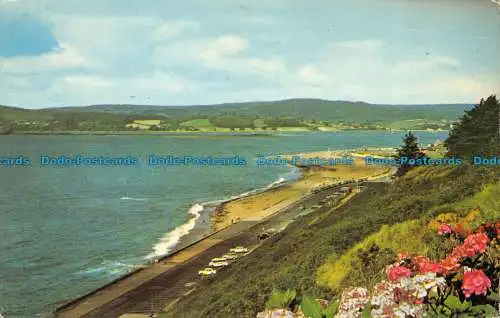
[332,219,499,317]
[317,219,430,292]
[265,289,297,310]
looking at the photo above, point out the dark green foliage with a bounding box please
[208,115,256,129]
[264,117,306,128]
[265,289,297,310]
[429,295,498,317]
[425,235,461,261]
[394,131,427,175]
[300,296,340,318]
[344,244,396,290]
[361,303,372,318]
[165,164,498,318]
[445,95,500,158]
[395,132,426,159]
[0,99,473,131]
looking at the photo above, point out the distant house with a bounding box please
[126,119,162,130]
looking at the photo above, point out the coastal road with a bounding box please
[55,183,362,318]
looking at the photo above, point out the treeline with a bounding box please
[208,115,256,129]
[264,118,307,127]
[445,95,499,158]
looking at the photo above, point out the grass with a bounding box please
[385,119,449,130]
[427,182,500,221]
[179,119,216,128]
[162,164,498,318]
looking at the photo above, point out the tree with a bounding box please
[394,131,427,175]
[445,95,499,158]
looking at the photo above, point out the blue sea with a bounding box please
[0,131,447,317]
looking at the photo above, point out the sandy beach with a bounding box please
[55,148,396,318]
[210,150,390,231]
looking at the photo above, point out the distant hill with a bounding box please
[0,99,473,132]
[50,99,472,122]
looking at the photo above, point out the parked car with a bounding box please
[210,257,227,263]
[258,232,271,240]
[209,260,229,267]
[198,268,217,276]
[222,253,238,260]
[229,246,248,253]
[258,228,277,240]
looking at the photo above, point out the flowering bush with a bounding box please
[336,287,370,318]
[257,308,303,318]
[333,217,499,317]
[462,269,491,298]
[258,213,499,318]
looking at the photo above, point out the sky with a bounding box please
[0,0,499,108]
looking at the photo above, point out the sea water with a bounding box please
[0,131,447,317]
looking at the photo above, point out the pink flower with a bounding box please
[417,261,443,274]
[449,232,490,259]
[388,265,412,281]
[462,270,491,298]
[463,233,489,254]
[439,256,460,274]
[438,224,453,235]
[412,255,430,264]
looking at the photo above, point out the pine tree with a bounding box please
[445,95,499,158]
[394,131,426,175]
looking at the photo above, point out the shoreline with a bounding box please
[0,129,449,136]
[150,171,300,260]
[56,180,365,318]
[146,148,392,263]
[54,159,396,317]
[208,149,391,232]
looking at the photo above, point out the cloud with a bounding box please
[283,39,497,104]
[0,70,198,107]
[393,56,460,74]
[331,40,384,52]
[46,15,158,69]
[246,58,285,74]
[295,65,330,86]
[54,71,193,95]
[152,35,285,76]
[0,43,92,74]
[0,2,498,108]
[152,35,247,63]
[199,36,249,61]
[152,21,200,41]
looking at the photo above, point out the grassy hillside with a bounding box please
[0,99,471,133]
[163,164,498,318]
[51,99,471,124]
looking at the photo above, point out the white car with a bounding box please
[209,261,229,267]
[211,257,227,263]
[198,268,217,276]
[222,253,238,260]
[229,246,248,253]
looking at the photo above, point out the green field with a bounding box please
[0,98,472,133]
[179,118,216,129]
